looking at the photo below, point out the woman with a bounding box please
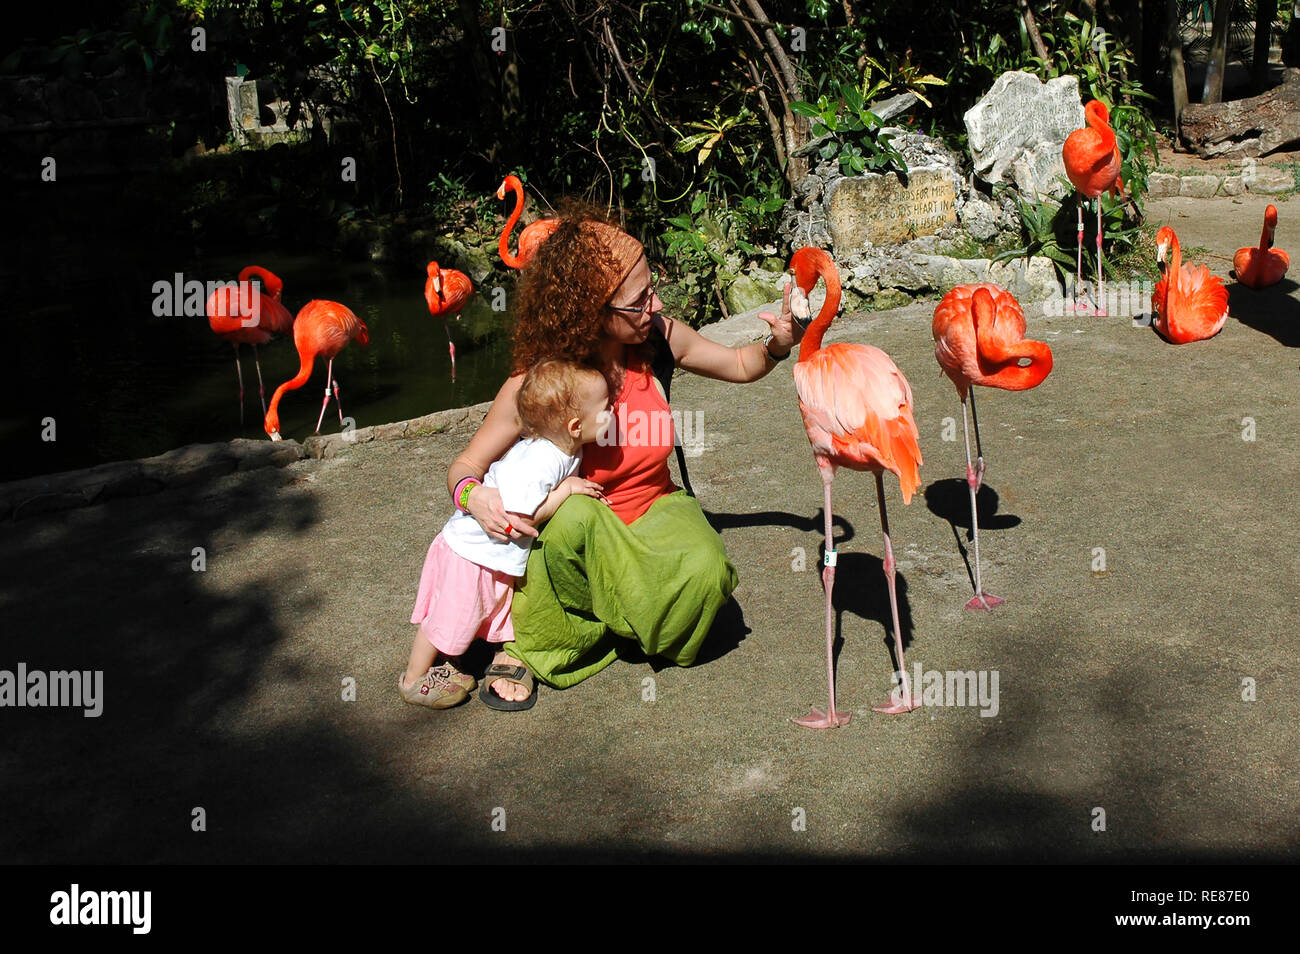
[449,204,801,707]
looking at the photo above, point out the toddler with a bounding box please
[401,359,610,709]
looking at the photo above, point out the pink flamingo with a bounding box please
[932,284,1053,610]
[424,262,475,382]
[206,265,295,424]
[1063,100,1124,314]
[788,247,924,727]
[1153,227,1230,344]
[264,300,370,440]
[496,174,559,269]
[1234,204,1290,289]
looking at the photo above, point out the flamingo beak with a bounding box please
[433,276,442,295]
[496,185,506,200]
[1156,242,1167,266]
[269,430,282,442]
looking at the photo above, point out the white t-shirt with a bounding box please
[440,437,581,577]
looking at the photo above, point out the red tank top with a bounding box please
[582,363,677,524]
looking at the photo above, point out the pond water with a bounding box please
[1,252,513,483]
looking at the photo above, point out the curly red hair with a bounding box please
[511,198,653,380]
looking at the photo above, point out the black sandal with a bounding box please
[478,663,537,711]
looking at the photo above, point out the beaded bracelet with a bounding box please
[453,476,481,512]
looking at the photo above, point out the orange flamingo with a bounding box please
[206,266,296,424]
[1063,100,1124,315]
[264,300,370,440]
[1234,204,1290,289]
[787,247,924,726]
[1152,227,1230,344]
[425,261,475,383]
[933,284,1053,610]
[496,174,559,269]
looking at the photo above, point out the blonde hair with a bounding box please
[516,359,602,441]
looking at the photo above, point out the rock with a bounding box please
[425,237,493,284]
[986,256,1061,302]
[230,438,305,471]
[870,289,912,310]
[139,443,238,487]
[827,166,958,250]
[1146,172,1181,198]
[1220,175,1245,196]
[1244,164,1293,194]
[964,72,1084,197]
[960,198,1000,242]
[847,264,879,295]
[724,273,781,315]
[1009,141,1071,200]
[1178,175,1221,198]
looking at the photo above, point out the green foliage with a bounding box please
[790,81,908,176]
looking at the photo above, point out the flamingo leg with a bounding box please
[233,345,246,426]
[871,472,921,714]
[1068,198,1085,312]
[795,466,851,728]
[968,386,986,490]
[962,397,1004,611]
[1095,197,1108,317]
[315,358,335,435]
[444,317,457,383]
[252,344,268,418]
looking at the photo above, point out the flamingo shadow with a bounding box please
[827,550,916,659]
[1228,279,1300,348]
[703,508,855,543]
[924,478,1021,592]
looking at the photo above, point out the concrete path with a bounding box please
[2,195,1296,862]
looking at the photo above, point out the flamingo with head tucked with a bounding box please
[496,174,559,269]
[785,246,924,726]
[1234,205,1290,289]
[1063,100,1124,314]
[264,300,370,440]
[206,265,295,424]
[933,284,1053,610]
[425,262,474,382]
[1152,227,1230,344]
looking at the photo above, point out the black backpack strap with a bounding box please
[649,323,694,497]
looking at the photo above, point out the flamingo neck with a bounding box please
[1166,235,1183,302]
[498,180,524,268]
[972,305,1053,390]
[267,347,316,421]
[795,272,842,361]
[1260,222,1275,253]
[1088,108,1117,153]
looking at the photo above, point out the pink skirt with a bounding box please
[409,533,516,655]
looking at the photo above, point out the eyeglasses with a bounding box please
[607,273,660,314]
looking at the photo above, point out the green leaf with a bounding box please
[790,100,821,119]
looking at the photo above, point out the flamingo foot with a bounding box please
[794,706,851,729]
[872,688,922,715]
[964,591,1005,611]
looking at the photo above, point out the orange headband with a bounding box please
[579,220,644,302]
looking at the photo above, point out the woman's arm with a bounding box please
[448,373,535,542]
[659,279,802,383]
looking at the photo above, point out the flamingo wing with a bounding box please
[794,343,922,503]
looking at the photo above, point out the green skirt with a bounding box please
[507,490,738,688]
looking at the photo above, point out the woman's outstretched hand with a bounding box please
[757,275,800,356]
[467,485,539,542]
